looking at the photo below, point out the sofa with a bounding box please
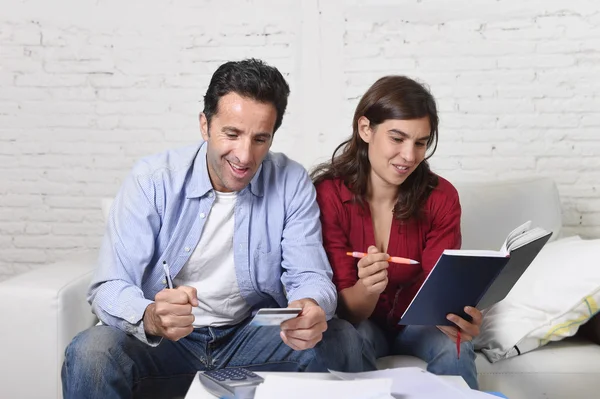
[1,177,599,399]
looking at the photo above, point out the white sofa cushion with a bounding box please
[455,177,562,250]
[474,236,600,362]
[0,254,97,399]
[476,337,600,399]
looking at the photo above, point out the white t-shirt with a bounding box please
[173,191,251,327]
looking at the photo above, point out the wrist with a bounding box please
[143,303,158,336]
[356,279,382,298]
[290,298,319,308]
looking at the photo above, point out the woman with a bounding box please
[311,76,482,389]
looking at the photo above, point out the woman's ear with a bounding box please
[357,116,373,143]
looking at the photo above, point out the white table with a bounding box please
[184,371,468,398]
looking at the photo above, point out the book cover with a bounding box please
[399,222,552,326]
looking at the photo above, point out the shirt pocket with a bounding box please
[253,247,283,297]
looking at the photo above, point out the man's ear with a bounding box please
[357,116,373,144]
[200,113,210,141]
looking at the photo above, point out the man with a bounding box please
[62,59,369,399]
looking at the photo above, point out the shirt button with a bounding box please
[208,192,213,198]
[162,279,167,284]
[185,247,191,252]
[200,213,206,219]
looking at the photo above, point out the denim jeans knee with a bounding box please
[62,325,145,399]
[394,325,479,390]
[313,317,377,372]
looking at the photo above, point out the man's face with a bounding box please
[200,92,277,192]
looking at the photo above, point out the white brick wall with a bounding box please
[1,0,599,281]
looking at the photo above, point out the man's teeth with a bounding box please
[230,163,246,170]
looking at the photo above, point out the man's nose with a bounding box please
[235,138,252,165]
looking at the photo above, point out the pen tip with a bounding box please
[411,260,420,264]
[346,252,353,256]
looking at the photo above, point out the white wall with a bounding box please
[1,0,599,280]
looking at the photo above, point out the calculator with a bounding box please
[198,367,265,399]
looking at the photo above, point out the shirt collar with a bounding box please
[187,141,265,198]
[339,179,355,203]
[186,141,212,198]
[248,162,265,197]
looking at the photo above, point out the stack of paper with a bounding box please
[330,367,499,399]
[253,367,498,399]
[253,375,393,399]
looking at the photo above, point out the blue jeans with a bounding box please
[357,320,479,389]
[62,317,370,399]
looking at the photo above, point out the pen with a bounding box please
[346,251,420,265]
[456,330,461,359]
[162,261,174,289]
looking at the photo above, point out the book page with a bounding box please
[443,249,505,257]
[506,227,550,251]
[500,220,532,254]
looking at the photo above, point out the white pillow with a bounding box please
[474,236,600,363]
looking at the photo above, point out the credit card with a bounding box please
[249,308,302,326]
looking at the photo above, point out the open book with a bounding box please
[399,221,552,326]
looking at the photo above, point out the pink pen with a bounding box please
[346,251,420,265]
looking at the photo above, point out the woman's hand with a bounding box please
[357,245,390,295]
[437,306,483,343]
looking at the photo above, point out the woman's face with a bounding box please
[358,116,431,189]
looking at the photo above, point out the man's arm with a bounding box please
[88,163,162,345]
[280,168,337,320]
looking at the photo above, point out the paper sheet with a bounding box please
[329,367,499,399]
[253,375,393,399]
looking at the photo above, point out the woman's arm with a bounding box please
[316,181,389,324]
[420,185,462,276]
[420,180,483,341]
[338,246,390,323]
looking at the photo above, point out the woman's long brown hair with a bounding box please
[311,76,440,220]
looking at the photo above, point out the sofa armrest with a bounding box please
[0,252,97,399]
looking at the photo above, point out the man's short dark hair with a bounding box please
[203,58,291,133]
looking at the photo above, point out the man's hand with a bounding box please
[280,299,328,351]
[437,306,483,343]
[143,286,199,341]
[357,245,389,295]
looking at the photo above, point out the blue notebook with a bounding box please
[399,221,552,326]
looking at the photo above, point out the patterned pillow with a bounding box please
[474,236,600,362]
